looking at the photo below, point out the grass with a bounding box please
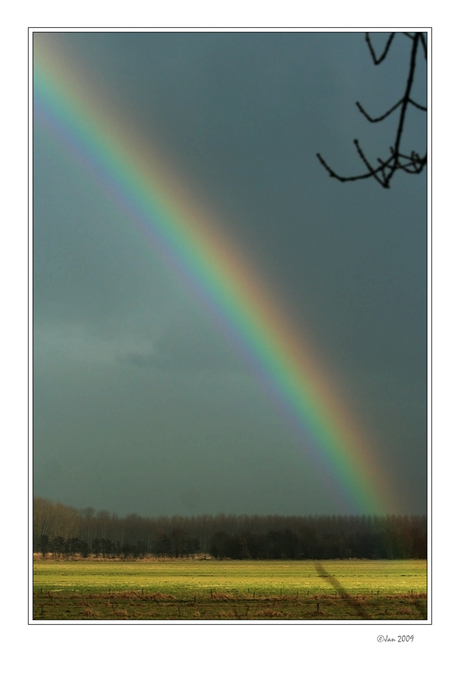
[32,558,427,621]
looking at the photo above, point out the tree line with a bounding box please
[33,497,427,560]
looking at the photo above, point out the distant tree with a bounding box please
[154,531,172,557]
[266,529,299,559]
[120,543,134,559]
[32,498,427,560]
[38,534,49,558]
[210,531,230,560]
[170,527,186,558]
[78,538,90,558]
[51,535,66,557]
[183,537,201,556]
[298,525,319,559]
[317,32,427,188]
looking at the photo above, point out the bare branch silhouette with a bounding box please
[365,31,395,64]
[317,32,427,189]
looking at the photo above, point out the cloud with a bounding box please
[120,311,245,374]
[34,322,156,369]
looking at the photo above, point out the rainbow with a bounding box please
[33,34,398,515]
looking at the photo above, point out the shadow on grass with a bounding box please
[314,562,372,619]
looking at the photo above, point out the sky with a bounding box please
[33,30,427,518]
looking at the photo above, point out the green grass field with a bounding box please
[33,559,427,621]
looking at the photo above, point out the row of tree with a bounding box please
[33,498,427,560]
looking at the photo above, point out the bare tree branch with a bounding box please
[408,98,427,112]
[355,97,403,123]
[365,32,395,64]
[420,33,427,58]
[317,32,427,189]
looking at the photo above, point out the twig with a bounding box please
[317,32,427,189]
[365,32,395,64]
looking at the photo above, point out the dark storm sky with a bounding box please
[33,31,427,517]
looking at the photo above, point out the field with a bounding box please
[33,559,427,621]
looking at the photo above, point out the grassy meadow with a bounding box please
[33,558,427,621]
